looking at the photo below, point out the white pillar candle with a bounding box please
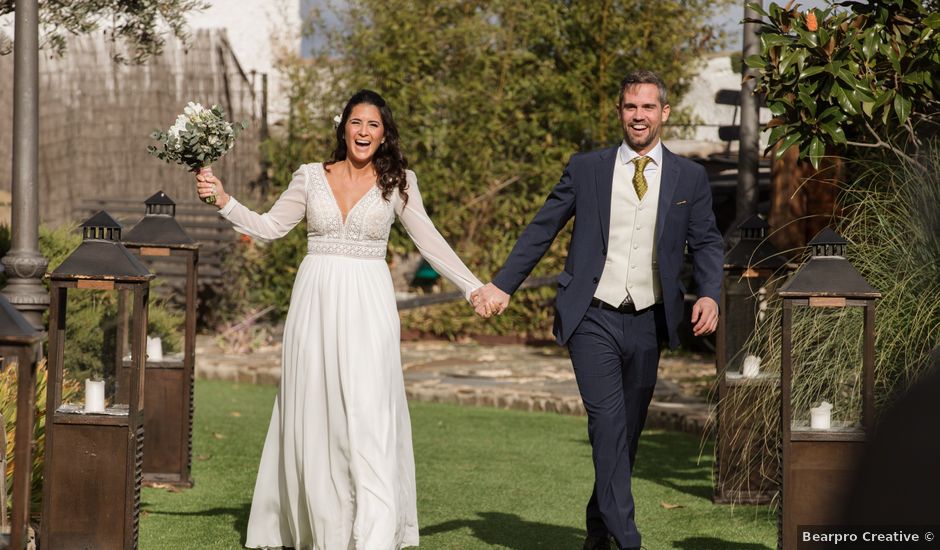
[147,335,163,362]
[742,355,761,378]
[84,379,105,413]
[810,401,832,430]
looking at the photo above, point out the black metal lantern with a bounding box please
[0,295,41,549]
[776,228,880,549]
[121,191,199,487]
[714,215,788,504]
[40,211,153,549]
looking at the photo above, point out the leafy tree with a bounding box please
[256,0,731,337]
[0,0,208,63]
[747,0,940,168]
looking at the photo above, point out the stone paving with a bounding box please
[195,334,715,435]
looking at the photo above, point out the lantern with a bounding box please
[40,211,153,549]
[714,215,788,504]
[776,228,880,549]
[120,191,199,487]
[0,295,41,549]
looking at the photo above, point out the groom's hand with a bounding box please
[691,297,718,336]
[470,283,510,318]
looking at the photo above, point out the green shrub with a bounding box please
[222,0,731,339]
[715,144,940,503]
[36,225,183,378]
[1,359,81,514]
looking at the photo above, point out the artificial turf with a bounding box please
[139,379,775,549]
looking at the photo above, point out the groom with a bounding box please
[472,70,723,549]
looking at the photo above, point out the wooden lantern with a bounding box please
[776,228,880,549]
[40,211,153,549]
[0,295,41,549]
[714,215,788,504]
[120,191,199,487]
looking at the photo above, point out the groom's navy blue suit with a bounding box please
[492,144,723,548]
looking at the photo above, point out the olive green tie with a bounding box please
[632,156,651,200]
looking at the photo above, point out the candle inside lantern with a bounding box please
[810,401,832,430]
[147,335,164,362]
[742,354,761,378]
[84,379,105,413]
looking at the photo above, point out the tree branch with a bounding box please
[859,121,927,171]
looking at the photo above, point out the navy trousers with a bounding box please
[567,302,665,549]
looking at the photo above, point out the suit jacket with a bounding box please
[492,144,724,348]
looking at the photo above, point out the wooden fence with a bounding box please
[0,29,263,228]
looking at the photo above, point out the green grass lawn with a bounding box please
[140,380,776,549]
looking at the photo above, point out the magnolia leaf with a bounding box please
[820,121,847,144]
[798,91,817,118]
[861,27,879,60]
[745,54,765,69]
[831,85,859,116]
[761,33,792,49]
[808,136,825,169]
[800,65,825,78]
[769,101,789,116]
[893,94,912,126]
[925,13,940,29]
[775,132,802,159]
[818,105,842,122]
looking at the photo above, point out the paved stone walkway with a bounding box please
[195,334,715,435]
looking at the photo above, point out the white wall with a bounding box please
[668,53,771,156]
[187,0,303,121]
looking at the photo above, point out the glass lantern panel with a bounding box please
[788,305,866,434]
[724,275,771,373]
[59,287,143,415]
[133,250,187,365]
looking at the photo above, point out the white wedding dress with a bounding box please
[217,163,483,550]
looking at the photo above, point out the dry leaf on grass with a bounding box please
[229,411,242,417]
[196,454,212,461]
[660,501,684,510]
[212,432,226,439]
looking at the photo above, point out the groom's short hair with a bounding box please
[619,70,668,107]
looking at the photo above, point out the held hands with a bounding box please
[470,283,510,318]
[691,296,719,336]
[195,171,230,209]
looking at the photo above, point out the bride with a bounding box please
[195,89,496,549]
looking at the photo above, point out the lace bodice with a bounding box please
[218,163,483,298]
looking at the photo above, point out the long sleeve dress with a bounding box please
[217,163,483,550]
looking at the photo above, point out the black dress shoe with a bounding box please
[583,535,612,550]
[582,534,612,550]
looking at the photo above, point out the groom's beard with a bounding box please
[623,123,661,152]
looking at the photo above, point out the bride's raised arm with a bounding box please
[216,165,309,242]
[395,171,483,301]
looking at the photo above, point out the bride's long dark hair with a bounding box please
[324,89,409,205]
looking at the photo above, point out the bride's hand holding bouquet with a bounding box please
[148,102,247,206]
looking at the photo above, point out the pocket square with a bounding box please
[675,200,688,206]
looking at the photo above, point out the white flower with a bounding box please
[150,102,246,172]
[183,101,206,117]
[333,114,342,127]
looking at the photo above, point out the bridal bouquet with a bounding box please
[148,102,248,204]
